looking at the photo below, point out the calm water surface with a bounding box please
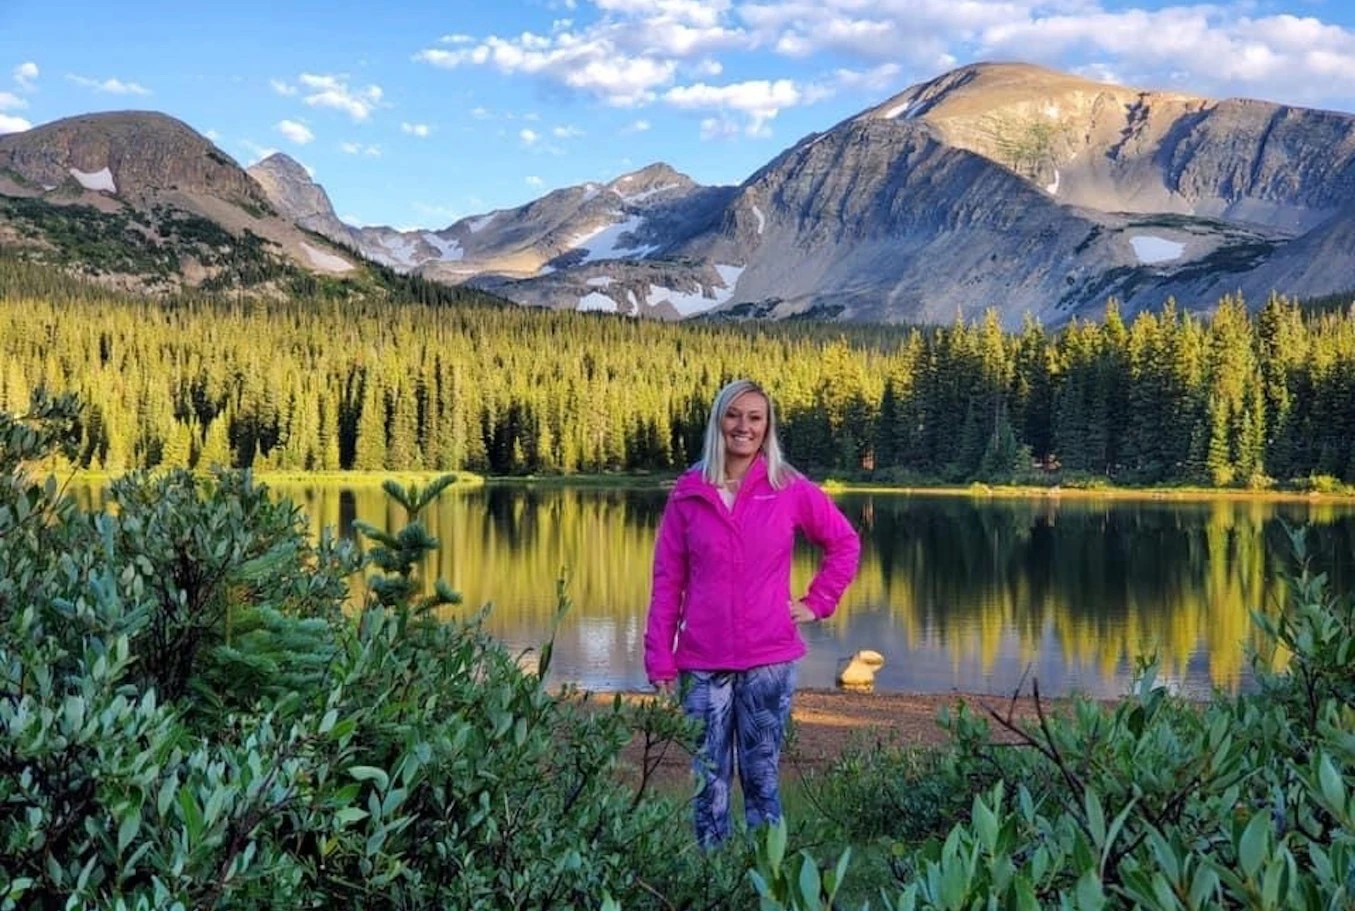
[259,483,1355,699]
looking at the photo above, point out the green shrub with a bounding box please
[0,392,751,909]
[755,529,1355,910]
[1292,473,1355,495]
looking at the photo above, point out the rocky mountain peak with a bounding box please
[250,152,311,184]
[246,153,347,238]
[853,60,1221,216]
[0,110,269,210]
[606,162,694,201]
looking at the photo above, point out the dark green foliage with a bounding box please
[754,530,1355,910]
[6,258,1355,485]
[0,196,182,279]
[0,393,764,909]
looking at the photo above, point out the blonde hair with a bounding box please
[699,379,797,489]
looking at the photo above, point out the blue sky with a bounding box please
[4,0,1355,229]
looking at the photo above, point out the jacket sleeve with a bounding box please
[795,478,861,620]
[643,494,687,682]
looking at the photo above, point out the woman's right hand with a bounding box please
[653,678,676,696]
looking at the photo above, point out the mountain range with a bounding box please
[3,61,1354,326]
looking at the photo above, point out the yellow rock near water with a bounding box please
[836,649,886,689]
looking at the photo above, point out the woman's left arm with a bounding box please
[795,479,861,620]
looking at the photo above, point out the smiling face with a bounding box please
[721,390,768,467]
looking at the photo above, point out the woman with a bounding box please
[644,379,860,848]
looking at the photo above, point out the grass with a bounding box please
[49,467,488,488]
[828,479,1355,502]
[46,463,1355,502]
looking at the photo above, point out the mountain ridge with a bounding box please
[4,61,1355,323]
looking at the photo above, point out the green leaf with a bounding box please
[1075,870,1106,911]
[974,794,999,852]
[1238,813,1269,879]
[1188,864,1219,910]
[117,811,141,853]
[349,765,390,791]
[335,807,369,826]
[828,847,852,901]
[796,856,822,910]
[1084,789,1106,849]
[765,818,787,871]
[1317,753,1346,814]
[177,787,204,841]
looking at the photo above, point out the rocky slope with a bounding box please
[0,111,364,289]
[246,154,736,314]
[673,61,1355,324]
[284,61,1355,325]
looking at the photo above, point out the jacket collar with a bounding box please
[674,453,769,502]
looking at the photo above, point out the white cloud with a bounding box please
[698,116,740,140]
[340,141,382,156]
[401,121,431,137]
[13,62,38,90]
[297,72,383,121]
[407,0,1355,138]
[277,119,315,144]
[553,124,584,138]
[412,1,750,109]
[1071,62,1122,85]
[270,79,298,96]
[665,78,801,135]
[0,91,25,111]
[417,37,679,107]
[0,114,31,134]
[67,74,151,95]
[526,175,545,187]
[205,128,221,141]
[732,1,1355,108]
[974,9,1355,96]
[801,62,903,104]
[520,128,541,145]
[623,118,651,132]
[471,106,491,119]
[594,0,733,30]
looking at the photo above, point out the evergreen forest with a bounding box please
[2,258,1355,488]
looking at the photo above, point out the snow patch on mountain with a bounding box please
[70,166,115,193]
[752,205,765,234]
[468,213,497,233]
[621,183,678,203]
[715,264,745,290]
[366,235,417,267]
[645,264,745,317]
[300,242,354,273]
[1046,170,1060,195]
[570,215,658,262]
[1130,235,1185,263]
[578,291,617,312]
[586,276,614,287]
[883,100,917,119]
[424,232,463,261]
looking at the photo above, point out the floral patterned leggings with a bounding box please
[680,661,797,848]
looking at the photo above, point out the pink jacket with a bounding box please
[643,455,861,683]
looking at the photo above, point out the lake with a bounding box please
[233,481,1355,701]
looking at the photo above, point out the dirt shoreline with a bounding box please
[604,688,1064,791]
